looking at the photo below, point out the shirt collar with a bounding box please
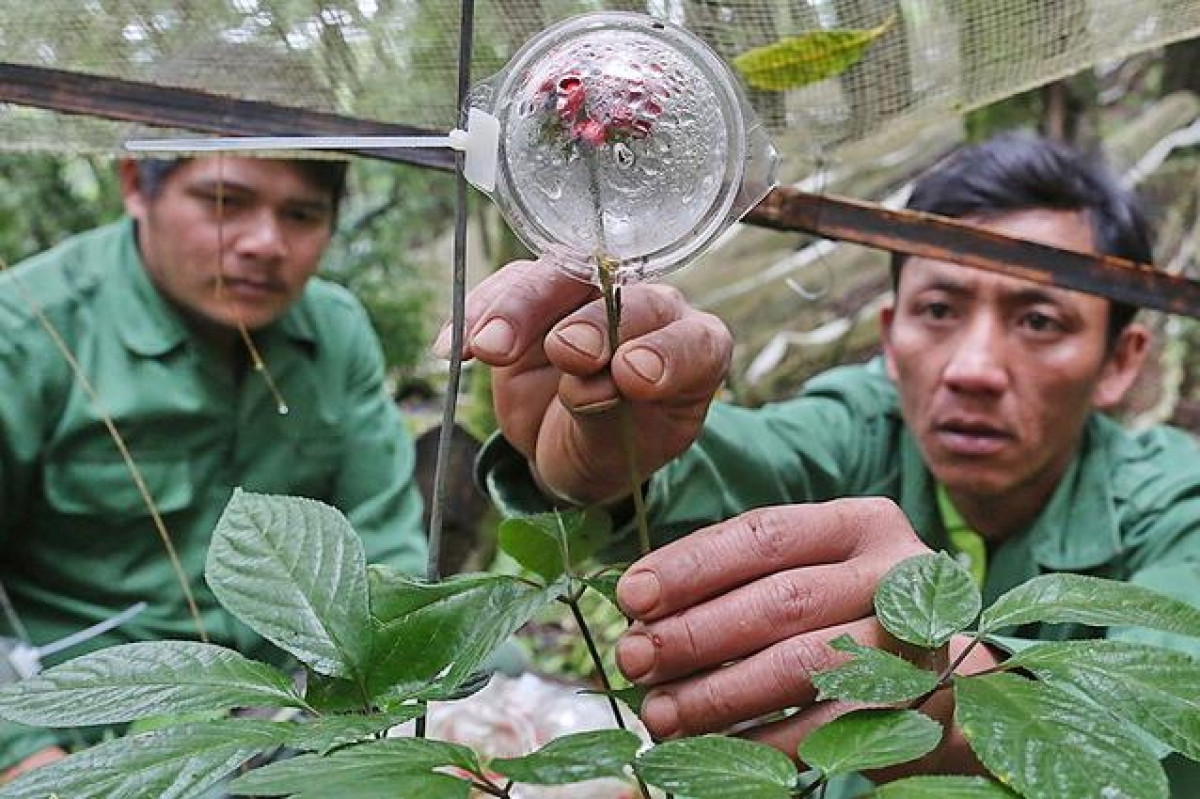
[109,217,319,357]
[900,413,1122,572]
[110,218,189,358]
[1024,415,1124,571]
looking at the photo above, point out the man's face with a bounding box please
[121,157,336,333]
[882,208,1147,511]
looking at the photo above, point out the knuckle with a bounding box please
[759,575,818,628]
[741,508,792,563]
[773,637,835,693]
[690,677,740,731]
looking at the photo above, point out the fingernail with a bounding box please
[431,324,452,359]
[619,570,661,616]
[617,632,657,681]
[624,347,665,384]
[471,317,515,358]
[555,322,607,360]
[642,692,680,739]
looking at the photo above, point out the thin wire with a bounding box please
[0,580,30,643]
[125,135,457,153]
[426,0,476,584]
[418,0,475,744]
[0,257,209,643]
[214,155,289,415]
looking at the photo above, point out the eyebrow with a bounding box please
[187,180,333,212]
[913,277,1069,307]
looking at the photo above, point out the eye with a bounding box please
[915,300,953,320]
[282,206,332,227]
[1021,310,1064,333]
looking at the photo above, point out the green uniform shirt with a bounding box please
[0,219,426,765]
[481,358,1200,793]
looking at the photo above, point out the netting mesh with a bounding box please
[4,0,1200,168]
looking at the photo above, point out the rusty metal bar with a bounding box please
[0,62,456,172]
[6,61,1200,317]
[746,186,1200,319]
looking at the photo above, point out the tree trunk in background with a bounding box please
[838,0,912,141]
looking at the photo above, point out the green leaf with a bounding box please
[490,729,641,785]
[609,684,648,715]
[635,735,796,798]
[582,568,625,608]
[979,573,1200,637]
[874,553,981,648]
[206,490,373,680]
[800,709,941,777]
[1006,640,1200,761]
[277,709,430,755]
[498,509,612,582]
[956,672,1167,798]
[732,20,892,92]
[813,636,940,704]
[0,641,303,726]
[366,569,554,698]
[0,719,285,799]
[871,775,1019,797]
[228,738,479,797]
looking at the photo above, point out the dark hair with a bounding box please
[891,132,1153,343]
[135,157,348,216]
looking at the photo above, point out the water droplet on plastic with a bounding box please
[612,142,635,169]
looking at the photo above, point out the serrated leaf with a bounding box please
[608,684,648,715]
[498,509,612,582]
[800,708,941,777]
[237,772,469,799]
[0,719,286,799]
[732,20,892,92]
[0,641,303,726]
[207,490,372,680]
[956,672,1167,798]
[366,569,554,698]
[278,709,429,755]
[979,573,1200,638]
[875,553,981,648]
[228,738,479,797]
[871,775,1019,797]
[813,636,940,704]
[582,568,625,608]
[635,735,796,798]
[490,729,641,785]
[1006,640,1200,761]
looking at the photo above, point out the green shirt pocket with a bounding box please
[44,456,193,518]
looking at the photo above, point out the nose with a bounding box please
[941,314,1008,395]
[234,210,288,260]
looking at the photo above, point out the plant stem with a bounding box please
[597,261,653,557]
[567,595,654,799]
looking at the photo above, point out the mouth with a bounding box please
[216,276,285,300]
[931,418,1013,456]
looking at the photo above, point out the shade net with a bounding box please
[3,0,1200,169]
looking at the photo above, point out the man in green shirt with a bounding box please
[452,133,1199,785]
[0,155,427,775]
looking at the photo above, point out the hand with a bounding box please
[1,746,66,783]
[614,498,997,773]
[436,258,731,505]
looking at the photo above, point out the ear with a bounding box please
[880,304,900,382]
[117,159,149,219]
[1092,322,1150,410]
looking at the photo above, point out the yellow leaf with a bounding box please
[732,18,894,92]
